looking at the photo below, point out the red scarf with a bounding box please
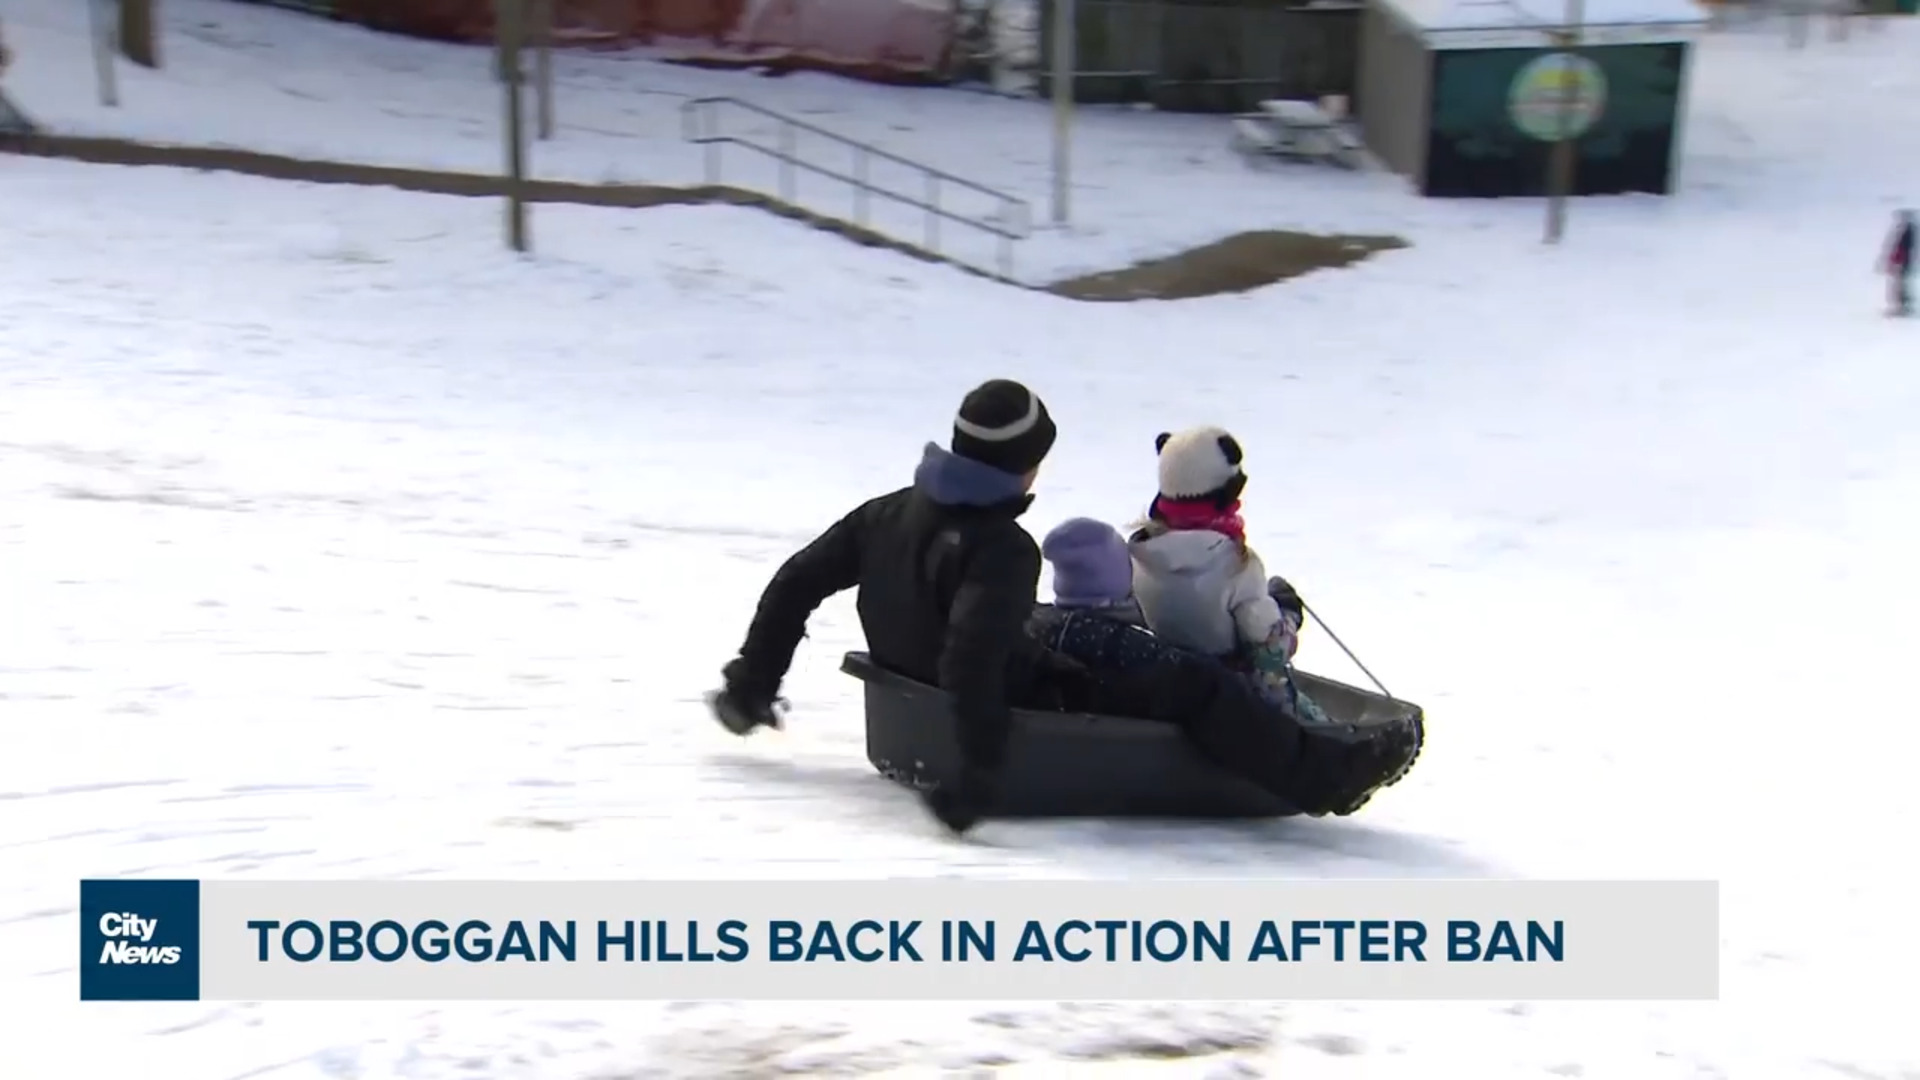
[1150,496,1246,544]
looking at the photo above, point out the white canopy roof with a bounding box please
[1378,0,1709,47]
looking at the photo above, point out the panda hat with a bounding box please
[1152,426,1248,510]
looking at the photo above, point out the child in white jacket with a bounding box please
[1127,426,1326,721]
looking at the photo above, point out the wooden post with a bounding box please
[89,0,120,106]
[498,0,530,252]
[1542,5,1585,245]
[118,0,160,69]
[534,0,554,140]
[1049,0,1075,225]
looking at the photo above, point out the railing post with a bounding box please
[779,121,796,202]
[998,199,1015,280]
[854,146,869,227]
[674,95,1034,279]
[924,174,940,253]
[701,103,721,186]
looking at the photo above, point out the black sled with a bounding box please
[841,651,1423,820]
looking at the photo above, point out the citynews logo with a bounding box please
[97,912,182,965]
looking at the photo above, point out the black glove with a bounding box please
[722,657,777,702]
[1267,576,1305,621]
[712,658,783,735]
[921,766,999,835]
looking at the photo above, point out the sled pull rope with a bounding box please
[1302,602,1394,701]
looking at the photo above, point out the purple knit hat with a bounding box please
[1042,517,1133,608]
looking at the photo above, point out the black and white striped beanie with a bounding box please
[950,379,1057,476]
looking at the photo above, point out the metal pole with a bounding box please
[88,0,120,107]
[1542,0,1585,245]
[1049,0,1074,225]
[499,0,530,252]
[534,0,554,140]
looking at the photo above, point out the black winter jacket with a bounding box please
[1025,601,1163,675]
[731,443,1071,774]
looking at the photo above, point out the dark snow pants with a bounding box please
[1064,652,1336,803]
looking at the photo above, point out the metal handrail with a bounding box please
[679,96,1031,280]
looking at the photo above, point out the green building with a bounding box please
[1356,0,1708,197]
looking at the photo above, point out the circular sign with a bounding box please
[1508,53,1608,141]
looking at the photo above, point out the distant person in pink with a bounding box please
[1883,210,1915,317]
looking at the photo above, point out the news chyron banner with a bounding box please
[80,878,1720,1002]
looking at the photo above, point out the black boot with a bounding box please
[1292,716,1423,816]
[921,766,998,835]
[1097,657,1423,818]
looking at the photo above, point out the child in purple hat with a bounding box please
[1027,518,1164,674]
[1042,517,1144,617]
[1027,516,1417,814]
[1037,515,1332,726]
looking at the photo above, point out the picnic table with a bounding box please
[1229,97,1365,170]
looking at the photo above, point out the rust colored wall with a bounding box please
[328,0,954,81]
[334,0,493,42]
[732,0,955,79]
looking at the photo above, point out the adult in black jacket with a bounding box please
[711,379,1077,834]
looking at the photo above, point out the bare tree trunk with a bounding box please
[119,0,160,69]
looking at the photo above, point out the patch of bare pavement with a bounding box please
[0,133,1408,301]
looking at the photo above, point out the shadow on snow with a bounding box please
[704,752,1502,878]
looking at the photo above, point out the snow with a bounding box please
[4,2,1920,1079]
